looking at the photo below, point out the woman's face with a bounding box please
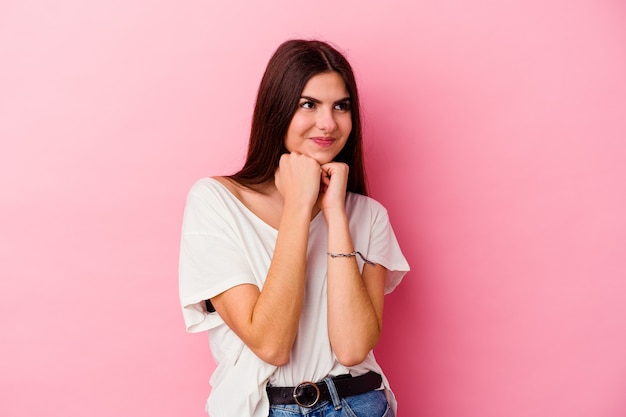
[284,71,352,165]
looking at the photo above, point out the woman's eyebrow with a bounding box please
[300,95,351,104]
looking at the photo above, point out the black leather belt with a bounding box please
[266,371,382,408]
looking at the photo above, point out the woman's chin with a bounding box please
[308,152,338,166]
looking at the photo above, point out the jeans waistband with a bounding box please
[266,371,382,408]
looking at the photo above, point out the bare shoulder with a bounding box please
[212,176,277,199]
[211,176,283,229]
[211,176,243,198]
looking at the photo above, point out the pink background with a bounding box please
[1,1,625,416]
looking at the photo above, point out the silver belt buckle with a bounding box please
[292,381,321,408]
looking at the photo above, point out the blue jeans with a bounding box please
[268,378,393,417]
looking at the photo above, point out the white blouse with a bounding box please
[179,177,409,417]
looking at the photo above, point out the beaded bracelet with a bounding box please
[327,251,376,265]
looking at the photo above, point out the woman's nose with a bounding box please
[316,109,337,133]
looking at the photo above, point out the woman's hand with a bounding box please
[211,152,323,367]
[319,161,384,366]
[275,152,322,209]
[319,162,349,213]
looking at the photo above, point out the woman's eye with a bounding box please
[334,101,351,111]
[300,101,315,109]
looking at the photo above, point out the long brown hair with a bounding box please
[230,39,367,195]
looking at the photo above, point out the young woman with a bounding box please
[179,39,409,417]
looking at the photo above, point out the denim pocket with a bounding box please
[341,389,391,417]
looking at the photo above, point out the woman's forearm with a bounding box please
[325,208,385,366]
[211,201,311,366]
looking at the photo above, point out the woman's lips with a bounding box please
[311,137,335,147]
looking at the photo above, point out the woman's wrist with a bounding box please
[283,198,317,217]
[321,205,347,221]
